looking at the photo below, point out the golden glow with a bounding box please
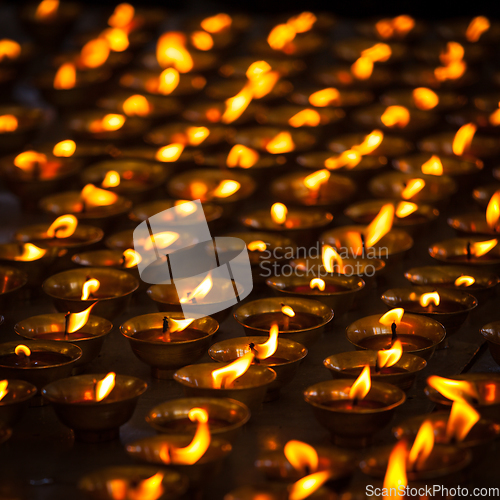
[14,243,47,261]
[380,105,410,128]
[309,88,340,107]
[80,184,119,208]
[383,440,408,497]
[246,61,272,79]
[287,12,317,33]
[212,180,240,198]
[110,472,164,500]
[226,145,259,168]
[419,291,440,307]
[15,345,31,357]
[248,240,267,252]
[141,231,179,252]
[191,31,214,51]
[352,43,392,80]
[54,63,76,90]
[303,169,330,190]
[412,87,439,110]
[201,13,232,33]
[486,190,500,230]
[108,3,135,29]
[452,123,476,156]
[0,115,18,133]
[100,28,129,52]
[310,278,326,292]
[427,375,479,404]
[322,245,343,273]
[35,0,59,20]
[81,278,100,301]
[101,170,121,188]
[380,308,404,327]
[281,305,295,318]
[168,318,195,333]
[248,71,280,99]
[471,239,498,257]
[0,40,21,62]
[266,131,295,154]
[401,178,425,200]
[353,129,384,155]
[288,109,321,128]
[180,275,213,303]
[348,365,371,401]
[421,155,444,176]
[53,140,76,157]
[408,420,434,470]
[375,15,415,39]
[324,150,362,170]
[80,39,110,69]
[211,351,254,389]
[186,126,209,145]
[351,57,374,80]
[66,303,97,334]
[377,340,403,369]
[156,32,193,73]
[221,87,253,124]
[466,16,490,42]
[489,108,500,126]
[284,440,318,474]
[288,471,331,500]
[156,143,184,162]
[14,151,47,172]
[158,68,180,95]
[267,23,296,50]
[174,200,198,215]
[434,60,466,81]
[122,94,151,117]
[0,381,8,402]
[440,42,465,65]
[254,323,279,360]
[365,203,394,247]
[122,248,142,268]
[95,372,115,402]
[89,114,126,133]
[395,201,418,218]
[271,202,287,224]
[455,276,475,287]
[46,214,78,239]
[446,401,481,442]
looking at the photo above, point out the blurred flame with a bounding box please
[466,16,490,42]
[288,471,331,500]
[227,145,259,168]
[81,278,100,300]
[455,276,475,287]
[427,375,479,404]
[322,245,343,273]
[303,169,330,190]
[434,59,466,81]
[281,305,295,317]
[383,440,407,497]
[248,240,267,252]
[348,365,371,401]
[486,190,500,230]
[156,143,184,162]
[211,351,254,388]
[191,31,213,51]
[158,68,180,95]
[0,381,8,401]
[380,308,404,326]
[408,420,434,470]
[365,203,394,247]
[156,32,193,73]
[35,0,59,20]
[324,150,362,170]
[419,291,440,307]
[108,3,135,29]
[395,201,418,218]
[412,87,439,110]
[180,275,213,303]
[246,61,272,79]
[142,231,179,251]
[452,123,476,156]
[351,57,374,80]
[287,12,317,33]
[46,214,78,238]
[309,88,340,107]
[401,179,425,200]
[0,40,21,62]
[186,126,209,145]
[377,340,403,368]
[101,170,121,188]
[122,472,164,500]
[66,303,97,334]
[310,278,326,291]
[15,345,31,357]
[122,248,142,268]
[53,140,76,157]
[267,24,296,50]
[289,109,321,128]
[266,131,295,153]
[375,15,415,39]
[174,200,198,215]
[490,108,500,126]
[440,42,464,65]
[471,239,498,257]
[421,155,443,175]
[168,318,195,333]
[54,63,76,90]
[14,151,47,172]
[123,94,151,116]
[271,202,287,224]
[254,323,279,359]
[14,243,47,261]
[201,13,232,33]
[89,114,126,133]
[212,180,240,198]
[284,440,318,474]
[352,43,391,80]
[80,39,110,69]
[221,87,253,124]
[446,401,480,442]
[0,115,18,132]
[100,28,129,52]
[81,184,119,208]
[353,129,384,155]
[95,372,115,402]
[248,72,279,99]
[380,106,410,128]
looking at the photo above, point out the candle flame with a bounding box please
[267,24,296,50]
[191,31,213,51]
[352,129,384,155]
[35,0,59,20]
[303,169,330,190]
[80,184,119,208]
[287,12,317,33]
[452,123,476,156]
[95,372,115,402]
[490,108,500,126]
[201,13,232,33]
[419,291,440,307]
[211,351,254,389]
[434,60,466,82]
[466,16,490,42]
[53,140,76,157]
[66,303,97,334]
[248,240,267,252]
[101,170,121,188]
[142,231,179,251]
[471,239,498,257]
[226,145,259,168]
[380,308,404,327]
[288,471,331,500]
[408,420,434,470]
[348,365,371,401]
[284,440,318,475]
[100,28,129,52]
[0,381,8,401]
[186,126,209,146]
[377,340,403,369]
[246,61,272,79]
[380,106,410,128]
[310,278,325,291]
[14,151,47,172]
[158,68,180,95]
[412,87,439,110]
[81,278,100,301]
[15,345,31,357]
[324,150,362,170]
[89,114,126,133]
[395,201,418,218]
[446,401,480,442]
[0,115,18,133]
[401,179,425,200]
[108,3,135,29]
[180,275,213,303]
[110,472,164,500]
[156,143,184,162]
[440,42,465,65]
[174,201,198,215]
[80,39,110,69]
[254,323,279,359]
[421,155,443,176]
[455,275,475,287]
[322,245,343,273]
[221,87,253,124]
[351,56,374,80]
[122,94,151,117]
[122,249,142,268]
[46,214,78,239]
[281,305,295,317]
[14,243,47,261]
[54,63,76,90]
[212,180,240,198]
[288,109,321,128]
[309,88,340,107]
[365,203,394,247]
[156,32,193,73]
[266,131,295,153]
[352,43,391,80]
[168,318,195,333]
[248,72,280,99]
[271,202,287,224]
[375,15,415,39]
[486,190,500,230]
[383,440,408,498]
[427,375,479,404]
[0,39,21,62]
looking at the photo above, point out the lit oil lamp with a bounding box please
[39,183,133,228]
[256,105,344,130]
[380,87,467,112]
[437,16,500,43]
[0,265,28,308]
[145,123,228,149]
[290,86,374,109]
[400,60,477,89]
[414,40,484,66]
[0,39,34,72]
[0,340,81,405]
[38,138,115,163]
[208,330,308,401]
[42,267,139,320]
[481,321,500,367]
[42,372,147,442]
[120,313,218,379]
[0,105,44,153]
[356,15,423,40]
[234,297,333,348]
[183,99,262,126]
[323,340,427,391]
[304,366,406,446]
[15,306,112,372]
[473,183,500,209]
[0,379,37,429]
[146,397,250,444]
[232,127,316,153]
[346,309,446,360]
[78,466,188,500]
[219,56,305,80]
[265,275,365,316]
[333,38,406,64]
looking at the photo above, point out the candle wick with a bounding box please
[352,397,358,406]
[391,322,397,342]
[374,358,380,373]
[466,241,471,261]
[249,343,260,363]
[162,316,170,342]
[360,233,366,256]
[64,311,70,339]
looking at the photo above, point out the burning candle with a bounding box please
[232,127,315,153]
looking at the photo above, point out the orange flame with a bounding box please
[440,42,465,65]
[353,129,384,155]
[156,32,193,73]
[380,106,410,128]
[35,0,59,20]
[309,88,340,107]
[248,72,280,99]
[81,278,100,301]
[324,150,362,170]
[54,63,76,90]
[46,214,78,239]
[100,27,129,52]
[66,303,97,334]
[395,201,418,218]
[14,243,47,261]
[289,109,321,128]
[380,308,404,327]
[122,249,142,268]
[486,190,500,230]
[377,340,403,369]
[14,151,47,172]
[248,240,267,252]
[95,372,115,402]
[15,345,31,357]
[266,131,295,154]
[0,115,18,133]
[352,43,392,80]
[401,179,425,200]
[288,471,331,500]
[212,351,254,389]
[351,57,374,80]
[80,39,110,69]
[271,202,287,224]
[365,203,394,247]
[160,408,211,465]
[80,184,119,209]
[0,40,21,62]
[348,365,371,401]
[419,291,440,307]
[427,375,479,404]
[267,24,296,50]
[284,440,318,475]
[226,145,259,168]
[156,143,184,162]
[383,440,408,497]
[281,305,295,317]
[254,323,279,360]
[310,278,325,291]
[110,472,164,500]
[375,15,415,39]
[191,31,213,51]
[101,170,121,188]
[186,126,209,146]
[490,108,500,126]
[157,68,180,95]
[446,401,480,442]
[167,318,195,333]
[434,60,466,82]
[0,381,8,401]
[53,140,76,157]
[221,87,253,124]
[408,420,434,470]
[471,239,498,257]
[212,180,240,198]
[89,114,126,133]
[452,123,476,156]
[122,94,151,117]
[303,169,330,190]
[455,276,475,287]
[421,155,443,176]
[108,3,135,29]
[412,87,439,110]
[201,13,232,33]
[180,275,213,303]
[141,231,179,251]
[322,245,343,273]
[466,16,490,42]
[287,12,317,33]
